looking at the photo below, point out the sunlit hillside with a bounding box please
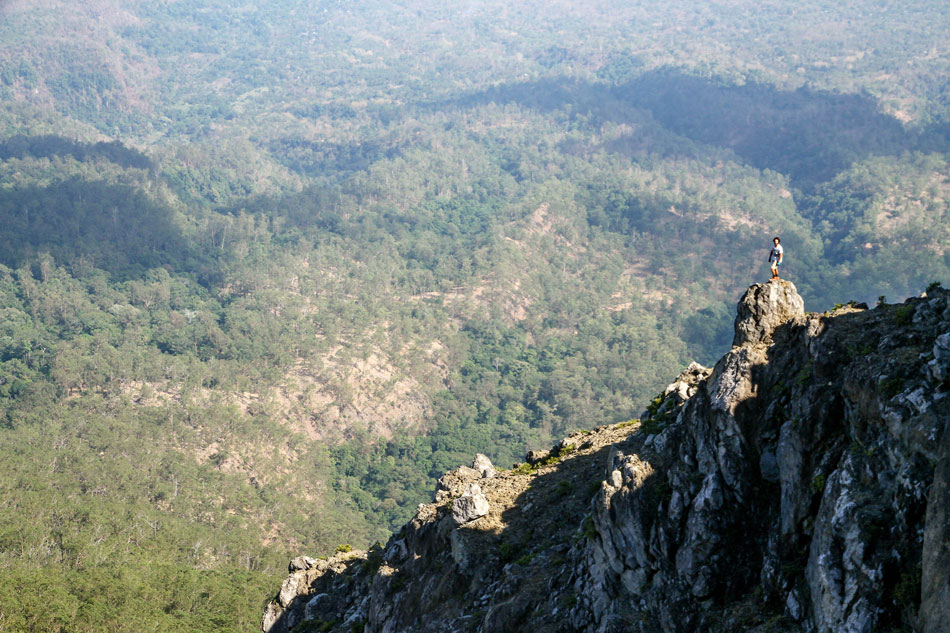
[0,1,948,631]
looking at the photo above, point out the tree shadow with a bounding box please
[614,70,921,190]
[425,67,942,191]
[261,136,400,182]
[0,134,154,171]
[0,178,190,281]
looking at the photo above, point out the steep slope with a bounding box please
[263,281,950,633]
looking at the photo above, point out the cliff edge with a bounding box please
[263,281,950,633]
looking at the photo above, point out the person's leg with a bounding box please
[770,262,778,280]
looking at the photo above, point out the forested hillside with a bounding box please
[0,1,948,631]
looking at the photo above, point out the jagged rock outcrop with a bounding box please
[263,281,950,633]
[733,280,806,346]
[261,549,368,633]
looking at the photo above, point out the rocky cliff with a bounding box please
[263,281,950,633]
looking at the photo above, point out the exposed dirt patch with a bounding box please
[125,339,445,443]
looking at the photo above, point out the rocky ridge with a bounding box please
[263,281,950,633]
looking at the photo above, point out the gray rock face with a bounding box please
[733,280,805,346]
[261,602,281,633]
[262,284,950,633]
[278,572,309,608]
[579,284,948,633]
[806,451,883,633]
[921,422,950,633]
[930,332,950,382]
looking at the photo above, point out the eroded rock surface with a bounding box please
[263,282,949,633]
[451,483,491,524]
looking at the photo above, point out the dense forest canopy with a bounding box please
[0,1,948,631]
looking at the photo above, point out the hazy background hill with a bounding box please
[0,1,948,631]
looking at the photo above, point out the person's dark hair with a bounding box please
[773,236,781,244]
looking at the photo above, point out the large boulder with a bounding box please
[473,453,496,478]
[435,465,483,502]
[451,483,490,524]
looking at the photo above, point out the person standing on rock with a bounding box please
[769,236,784,281]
